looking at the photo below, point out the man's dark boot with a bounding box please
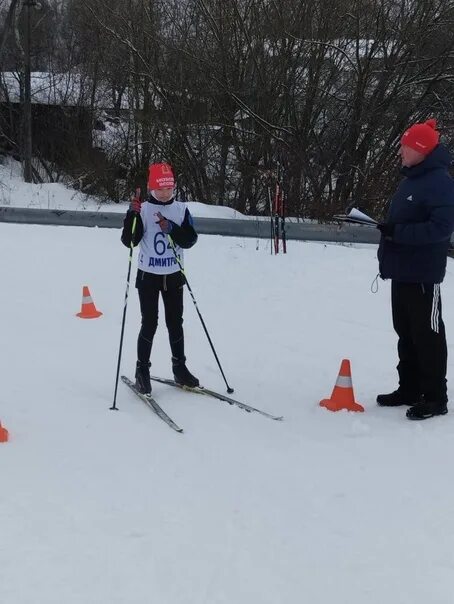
[406,400,448,420]
[376,389,422,407]
[135,361,152,395]
[172,356,199,388]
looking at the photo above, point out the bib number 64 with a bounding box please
[153,231,172,256]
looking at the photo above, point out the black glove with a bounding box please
[376,222,395,239]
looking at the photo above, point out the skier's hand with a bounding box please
[155,212,173,234]
[129,189,142,214]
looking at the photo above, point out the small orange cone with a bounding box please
[320,359,364,412]
[0,422,9,443]
[76,286,103,319]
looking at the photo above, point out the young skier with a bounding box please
[121,162,199,395]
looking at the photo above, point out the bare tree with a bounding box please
[3,0,454,215]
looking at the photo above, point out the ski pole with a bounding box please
[268,185,275,255]
[274,181,280,254]
[167,236,234,394]
[281,186,287,254]
[111,188,141,410]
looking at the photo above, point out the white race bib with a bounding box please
[137,200,187,275]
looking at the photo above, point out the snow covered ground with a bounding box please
[1,223,454,604]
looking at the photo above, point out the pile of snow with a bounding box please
[0,157,111,212]
[1,224,454,604]
[183,201,251,220]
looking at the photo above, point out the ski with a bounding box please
[150,375,283,421]
[121,375,183,433]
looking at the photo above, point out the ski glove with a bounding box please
[155,211,173,234]
[377,222,395,240]
[129,191,142,214]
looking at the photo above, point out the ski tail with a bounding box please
[121,375,183,433]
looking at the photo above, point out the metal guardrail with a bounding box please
[0,206,381,244]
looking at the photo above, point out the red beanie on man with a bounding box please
[148,163,175,190]
[400,118,440,155]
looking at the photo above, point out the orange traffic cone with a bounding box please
[76,286,103,319]
[0,421,9,443]
[320,359,364,412]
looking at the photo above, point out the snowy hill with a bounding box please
[1,223,454,604]
[0,157,249,219]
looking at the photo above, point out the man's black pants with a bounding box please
[392,281,447,403]
[136,270,185,363]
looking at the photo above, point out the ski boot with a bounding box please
[172,357,199,388]
[135,361,152,395]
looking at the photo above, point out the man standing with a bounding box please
[377,118,454,420]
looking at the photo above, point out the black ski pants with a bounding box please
[136,269,185,363]
[391,281,447,403]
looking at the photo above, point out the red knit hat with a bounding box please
[148,163,175,190]
[400,118,440,155]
